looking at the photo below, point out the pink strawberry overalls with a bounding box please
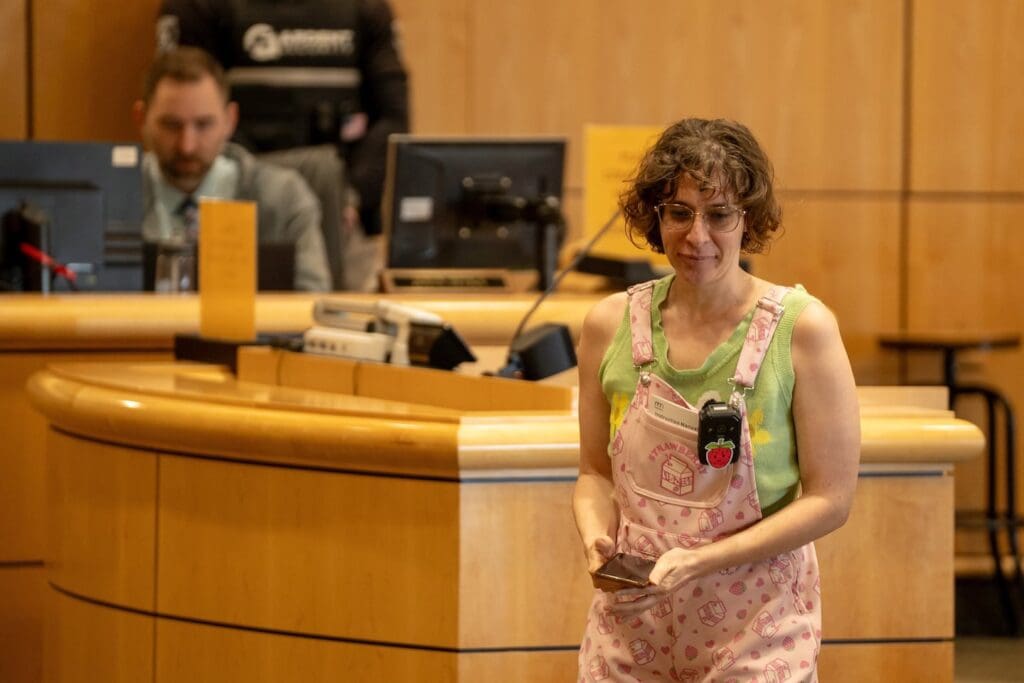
[578,281,821,683]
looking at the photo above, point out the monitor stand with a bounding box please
[380,268,539,293]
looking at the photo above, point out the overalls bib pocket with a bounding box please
[622,376,735,510]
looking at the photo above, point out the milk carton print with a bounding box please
[764,658,792,682]
[769,555,793,585]
[676,668,701,683]
[629,638,656,665]
[633,535,658,560]
[712,646,736,671]
[752,610,779,639]
[651,598,673,619]
[588,654,610,681]
[747,315,771,343]
[699,507,724,533]
[661,456,694,495]
[697,597,727,626]
[677,532,701,548]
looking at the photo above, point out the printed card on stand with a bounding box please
[198,198,256,342]
[584,124,668,264]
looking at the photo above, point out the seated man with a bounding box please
[134,47,331,291]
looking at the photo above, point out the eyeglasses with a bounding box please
[655,203,746,234]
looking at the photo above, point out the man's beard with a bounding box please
[162,155,211,189]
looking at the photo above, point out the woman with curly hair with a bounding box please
[574,118,860,682]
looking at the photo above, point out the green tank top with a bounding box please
[598,276,817,516]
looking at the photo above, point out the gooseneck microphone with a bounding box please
[496,207,623,379]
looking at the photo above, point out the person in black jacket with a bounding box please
[156,0,410,239]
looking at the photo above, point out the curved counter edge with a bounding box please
[27,366,984,476]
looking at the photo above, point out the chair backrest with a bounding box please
[258,145,346,290]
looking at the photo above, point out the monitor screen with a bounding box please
[0,140,144,292]
[382,136,566,278]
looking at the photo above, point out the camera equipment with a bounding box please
[698,400,742,469]
[304,299,476,370]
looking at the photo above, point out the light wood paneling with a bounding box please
[46,431,157,611]
[159,621,580,683]
[0,354,49,562]
[0,0,27,138]
[389,0,469,134]
[240,347,574,412]
[155,618,458,682]
[858,385,949,411]
[31,0,161,141]
[0,565,44,683]
[906,202,1024,330]
[156,454,461,645]
[0,351,168,562]
[911,1,1024,192]
[356,361,573,412]
[467,0,905,195]
[49,606,955,683]
[0,292,596,350]
[906,200,1024,533]
[274,347,358,395]
[458,481,590,647]
[818,641,953,683]
[817,473,954,639]
[457,652,577,683]
[747,197,902,385]
[153,621,957,683]
[44,589,153,683]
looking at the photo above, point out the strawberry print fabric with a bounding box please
[578,283,821,682]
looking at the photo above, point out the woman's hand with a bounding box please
[586,535,616,575]
[605,547,704,617]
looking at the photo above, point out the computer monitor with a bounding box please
[0,140,144,292]
[382,136,566,291]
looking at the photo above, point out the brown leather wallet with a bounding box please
[592,552,656,592]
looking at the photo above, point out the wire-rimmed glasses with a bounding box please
[655,203,746,233]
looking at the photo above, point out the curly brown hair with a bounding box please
[620,118,781,254]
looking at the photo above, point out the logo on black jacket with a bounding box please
[243,23,355,62]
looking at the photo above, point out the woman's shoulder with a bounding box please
[791,298,842,351]
[582,291,629,341]
[749,278,816,306]
[749,279,821,319]
[755,280,835,352]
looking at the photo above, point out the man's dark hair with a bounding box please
[142,47,230,104]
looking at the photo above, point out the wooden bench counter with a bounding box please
[27,359,982,683]
[0,291,595,682]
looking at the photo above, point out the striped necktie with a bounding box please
[178,195,199,241]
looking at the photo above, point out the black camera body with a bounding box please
[698,400,742,469]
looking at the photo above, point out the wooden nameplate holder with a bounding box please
[236,346,573,414]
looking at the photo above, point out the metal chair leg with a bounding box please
[953,385,1022,635]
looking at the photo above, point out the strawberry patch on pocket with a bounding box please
[703,438,736,469]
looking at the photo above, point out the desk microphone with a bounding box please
[20,243,79,290]
[495,207,623,380]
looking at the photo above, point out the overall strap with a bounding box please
[626,280,659,367]
[731,286,789,391]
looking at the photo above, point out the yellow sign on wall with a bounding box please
[198,198,257,342]
[583,125,666,264]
